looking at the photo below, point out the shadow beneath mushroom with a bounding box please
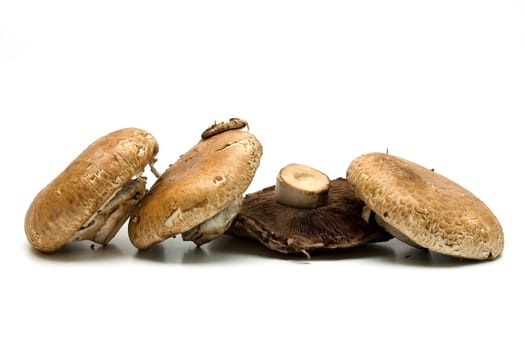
[375,239,486,267]
[134,235,253,264]
[308,243,396,261]
[135,242,212,264]
[208,236,486,266]
[28,241,125,262]
[134,237,194,264]
[134,235,398,264]
[210,235,397,262]
[134,243,168,262]
[180,235,297,264]
[162,234,476,266]
[206,235,292,260]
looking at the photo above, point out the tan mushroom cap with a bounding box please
[346,152,504,260]
[24,128,159,253]
[128,129,262,249]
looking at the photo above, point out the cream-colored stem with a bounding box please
[71,179,146,245]
[362,206,423,249]
[181,197,242,246]
[274,163,330,209]
[149,160,161,178]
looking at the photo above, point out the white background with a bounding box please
[2,1,524,349]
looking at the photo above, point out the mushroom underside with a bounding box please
[181,197,243,246]
[361,206,423,249]
[226,179,391,255]
[71,178,146,245]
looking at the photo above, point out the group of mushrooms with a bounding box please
[25,119,504,260]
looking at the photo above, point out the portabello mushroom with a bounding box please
[128,118,263,249]
[24,128,159,252]
[226,163,391,256]
[346,152,504,260]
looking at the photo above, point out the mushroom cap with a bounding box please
[128,129,262,249]
[226,178,391,255]
[346,152,504,260]
[24,128,159,252]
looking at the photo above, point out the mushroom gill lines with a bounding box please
[236,179,390,248]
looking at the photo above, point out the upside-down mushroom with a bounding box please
[227,163,391,256]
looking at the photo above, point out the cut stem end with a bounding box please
[274,163,330,209]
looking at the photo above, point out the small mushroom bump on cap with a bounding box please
[346,152,504,260]
[201,118,248,139]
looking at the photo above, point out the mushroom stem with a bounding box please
[362,206,423,249]
[71,179,146,244]
[274,164,330,209]
[181,197,243,246]
[149,159,161,178]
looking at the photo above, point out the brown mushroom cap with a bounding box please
[346,152,504,260]
[128,128,262,249]
[226,178,392,255]
[24,128,159,253]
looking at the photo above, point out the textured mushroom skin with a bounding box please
[226,178,392,255]
[201,118,248,139]
[24,128,159,252]
[347,153,504,260]
[129,129,262,249]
